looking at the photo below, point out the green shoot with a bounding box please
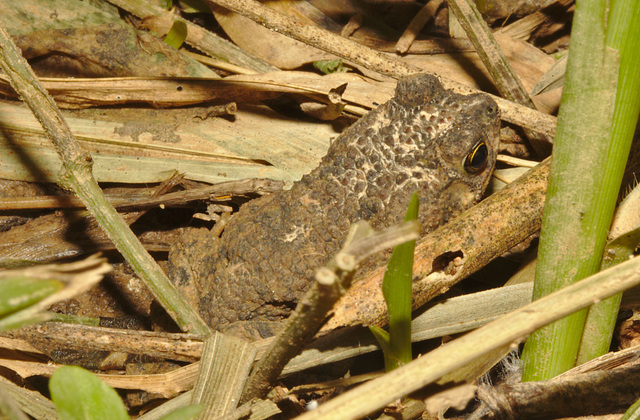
[621,395,640,420]
[371,192,418,371]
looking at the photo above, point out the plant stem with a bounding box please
[575,0,640,364]
[520,0,620,380]
[381,192,418,370]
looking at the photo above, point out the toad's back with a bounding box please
[168,74,500,336]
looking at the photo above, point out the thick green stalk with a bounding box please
[576,0,640,364]
[520,0,619,380]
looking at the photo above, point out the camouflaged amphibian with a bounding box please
[167,74,500,338]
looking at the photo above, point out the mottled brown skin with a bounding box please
[168,74,500,337]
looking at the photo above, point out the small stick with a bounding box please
[396,0,444,54]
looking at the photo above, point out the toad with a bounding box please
[167,74,500,338]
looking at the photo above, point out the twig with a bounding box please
[113,178,284,211]
[395,0,444,54]
[448,0,536,108]
[0,26,209,334]
[475,358,640,418]
[2,323,205,362]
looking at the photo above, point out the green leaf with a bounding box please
[603,226,640,269]
[379,192,419,371]
[159,404,204,420]
[313,59,348,75]
[164,20,188,50]
[50,366,129,420]
[0,277,63,316]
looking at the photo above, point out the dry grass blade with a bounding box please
[0,101,302,184]
[0,74,384,110]
[448,0,537,107]
[191,333,257,417]
[0,375,57,420]
[447,0,550,154]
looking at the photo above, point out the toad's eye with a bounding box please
[463,141,488,174]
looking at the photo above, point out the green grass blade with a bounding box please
[576,226,640,362]
[0,276,61,331]
[368,325,399,372]
[158,404,204,420]
[380,192,418,370]
[622,395,640,420]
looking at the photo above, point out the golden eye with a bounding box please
[463,141,488,174]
